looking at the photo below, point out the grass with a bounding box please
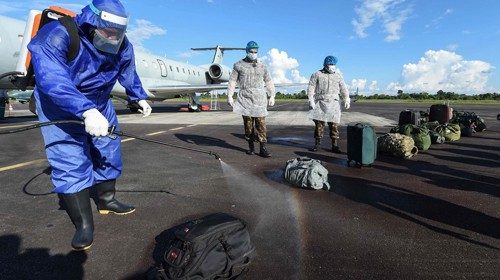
[153,97,499,105]
[354,99,500,105]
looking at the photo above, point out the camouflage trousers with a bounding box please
[243,116,267,143]
[313,119,339,140]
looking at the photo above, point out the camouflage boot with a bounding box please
[311,138,321,152]
[331,139,341,154]
[246,140,255,155]
[259,143,271,158]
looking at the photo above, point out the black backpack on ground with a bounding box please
[147,213,255,280]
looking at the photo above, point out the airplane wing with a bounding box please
[147,83,308,96]
[147,84,228,95]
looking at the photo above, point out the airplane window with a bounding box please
[182,68,185,73]
[198,71,201,76]
[176,67,180,72]
[188,69,191,75]
[169,66,173,71]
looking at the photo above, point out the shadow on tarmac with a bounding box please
[332,174,500,249]
[448,141,500,152]
[376,156,500,198]
[0,235,87,280]
[175,133,248,153]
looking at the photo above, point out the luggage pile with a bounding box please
[378,104,487,159]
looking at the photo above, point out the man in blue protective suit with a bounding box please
[28,0,152,251]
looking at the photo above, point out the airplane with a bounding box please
[0,7,307,114]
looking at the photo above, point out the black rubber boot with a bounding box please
[59,189,94,251]
[259,143,271,158]
[311,138,321,152]
[246,140,255,155]
[331,139,342,154]
[94,180,135,215]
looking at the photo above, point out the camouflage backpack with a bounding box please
[390,124,431,151]
[377,133,419,159]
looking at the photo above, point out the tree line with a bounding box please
[271,90,499,100]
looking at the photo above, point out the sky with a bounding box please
[1,0,499,95]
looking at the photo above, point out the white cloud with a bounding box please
[426,8,454,29]
[369,81,379,91]
[261,48,308,83]
[462,30,472,35]
[349,79,379,94]
[387,50,493,93]
[350,79,367,91]
[447,44,459,51]
[351,0,412,42]
[207,0,214,3]
[127,19,166,52]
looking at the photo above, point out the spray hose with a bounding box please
[0,120,221,160]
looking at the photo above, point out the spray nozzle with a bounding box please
[210,152,221,161]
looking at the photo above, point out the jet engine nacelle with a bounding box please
[207,63,231,84]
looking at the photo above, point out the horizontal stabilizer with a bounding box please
[191,45,246,64]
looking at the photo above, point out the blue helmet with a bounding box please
[76,0,129,54]
[246,41,259,53]
[76,0,128,30]
[323,55,338,66]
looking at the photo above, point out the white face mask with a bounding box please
[247,53,258,61]
[326,65,336,73]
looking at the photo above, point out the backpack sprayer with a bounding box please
[0,120,221,161]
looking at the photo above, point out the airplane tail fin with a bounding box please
[191,46,245,64]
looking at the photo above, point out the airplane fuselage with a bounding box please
[0,14,230,101]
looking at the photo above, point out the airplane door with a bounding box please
[157,59,168,77]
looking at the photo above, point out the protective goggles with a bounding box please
[89,2,128,54]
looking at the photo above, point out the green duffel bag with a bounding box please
[284,157,331,190]
[378,133,419,159]
[435,123,461,141]
[390,124,431,151]
[422,121,440,131]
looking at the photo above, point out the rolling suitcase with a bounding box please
[398,110,418,126]
[347,123,377,167]
[429,104,453,124]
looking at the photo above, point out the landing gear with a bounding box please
[188,93,202,112]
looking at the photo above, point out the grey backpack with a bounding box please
[284,157,330,190]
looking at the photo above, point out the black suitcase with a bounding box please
[398,110,418,126]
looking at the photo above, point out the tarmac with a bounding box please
[0,100,499,279]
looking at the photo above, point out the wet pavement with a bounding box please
[0,101,499,279]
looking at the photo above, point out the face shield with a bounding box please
[89,2,128,54]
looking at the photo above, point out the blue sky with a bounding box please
[1,0,498,94]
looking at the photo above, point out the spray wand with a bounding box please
[0,121,221,161]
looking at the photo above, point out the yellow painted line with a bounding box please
[0,159,47,172]
[146,131,166,136]
[121,138,136,143]
[186,124,198,128]
[169,126,185,131]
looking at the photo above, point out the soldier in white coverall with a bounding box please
[227,41,276,157]
[308,56,350,153]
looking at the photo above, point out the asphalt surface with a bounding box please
[0,101,499,279]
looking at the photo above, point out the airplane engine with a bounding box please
[207,63,231,84]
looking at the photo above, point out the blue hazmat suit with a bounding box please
[28,0,147,194]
